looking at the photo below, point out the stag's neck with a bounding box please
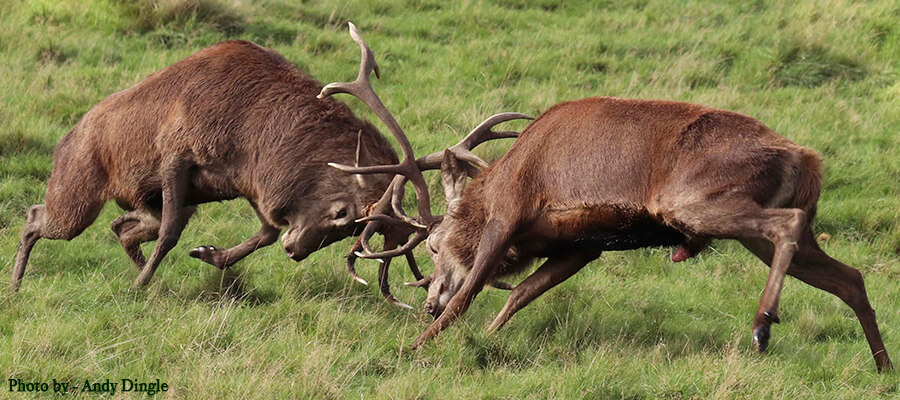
[443,178,533,279]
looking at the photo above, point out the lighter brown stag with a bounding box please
[321,23,893,372]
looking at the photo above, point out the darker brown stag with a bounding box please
[323,25,893,372]
[12,38,422,295]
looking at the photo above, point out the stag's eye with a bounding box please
[335,209,348,219]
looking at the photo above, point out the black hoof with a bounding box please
[189,245,227,269]
[189,245,216,259]
[753,325,771,353]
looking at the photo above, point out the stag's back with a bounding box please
[52,40,395,209]
[486,97,820,220]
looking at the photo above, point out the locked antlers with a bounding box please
[319,22,532,305]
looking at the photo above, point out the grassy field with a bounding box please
[1,0,899,398]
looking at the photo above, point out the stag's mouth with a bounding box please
[424,302,443,320]
[284,246,313,262]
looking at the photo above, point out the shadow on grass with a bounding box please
[459,292,739,371]
[192,267,277,306]
[0,132,55,157]
[286,256,428,310]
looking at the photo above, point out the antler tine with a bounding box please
[317,22,379,102]
[388,176,428,229]
[353,171,416,256]
[405,249,424,280]
[415,112,534,171]
[346,238,368,286]
[458,112,534,149]
[356,214,415,227]
[358,221,380,255]
[347,227,423,309]
[354,230,428,259]
[405,275,431,289]
[318,22,434,227]
[378,254,413,310]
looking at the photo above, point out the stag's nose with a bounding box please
[284,247,301,261]
[424,302,442,320]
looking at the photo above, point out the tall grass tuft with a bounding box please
[769,43,867,88]
[119,0,245,35]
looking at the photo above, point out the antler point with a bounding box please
[352,276,369,286]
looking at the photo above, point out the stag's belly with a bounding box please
[112,166,241,211]
[571,222,685,251]
[184,167,242,206]
[523,203,686,257]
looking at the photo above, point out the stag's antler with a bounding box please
[319,22,434,232]
[415,112,531,171]
[320,22,532,306]
[347,111,533,261]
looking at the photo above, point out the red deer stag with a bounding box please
[12,38,444,300]
[321,24,893,371]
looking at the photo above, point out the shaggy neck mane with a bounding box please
[443,174,533,280]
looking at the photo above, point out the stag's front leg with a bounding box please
[412,219,514,349]
[488,249,600,331]
[189,207,280,270]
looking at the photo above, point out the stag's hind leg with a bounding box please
[111,209,161,270]
[113,207,196,270]
[742,234,893,372]
[667,199,805,353]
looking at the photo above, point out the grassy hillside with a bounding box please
[1,0,898,398]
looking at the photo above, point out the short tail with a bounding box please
[791,148,823,227]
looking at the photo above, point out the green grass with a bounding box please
[1,0,899,398]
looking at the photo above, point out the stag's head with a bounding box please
[280,198,356,262]
[416,155,520,318]
[317,22,531,311]
[417,152,476,318]
[281,123,396,262]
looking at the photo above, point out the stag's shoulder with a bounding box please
[539,96,711,115]
[191,40,286,64]
[181,40,308,84]
[580,97,789,142]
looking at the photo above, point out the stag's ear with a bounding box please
[352,129,368,188]
[441,150,468,205]
[352,127,389,189]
